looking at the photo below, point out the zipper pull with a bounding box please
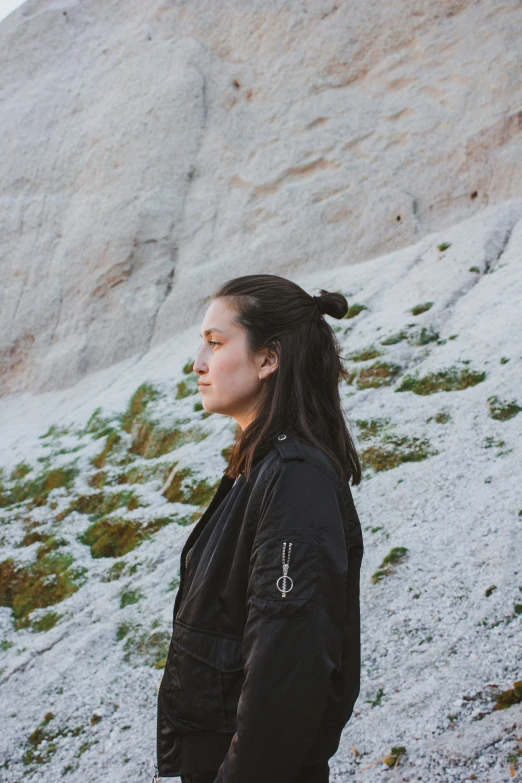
[276,541,293,598]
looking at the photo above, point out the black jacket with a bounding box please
[155,433,364,782]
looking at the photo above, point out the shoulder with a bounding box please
[260,433,342,490]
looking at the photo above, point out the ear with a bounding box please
[260,340,279,375]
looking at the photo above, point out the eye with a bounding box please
[208,340,221,348]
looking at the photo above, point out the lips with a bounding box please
[198,383,210,387]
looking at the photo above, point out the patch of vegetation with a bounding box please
[176,376,199,399]
[88,471,108,489]
[438,242,451,252]
[356,361,402,389]
[380,330,408,345]
[168,575,180,592]
[492,681,522,711]
[410,301,433,316]
[80,512,186,559]
[396,366,486,395]
[372,546,408,583]
[487,395,521,421]
[30,611,63,633]
[0,550,87,629]
[426,409,452,424]
[120,587,144,608]
[384,746,407,767]
[469,266,480,273]
[0,465,79,509]
[1,639,14,651]
[345,345,383,362]
[500,357,510,364]
[416,326,439,345]
[121,625,170,668]
[365,687,385,707]
[485,585,497,597]
[128,420,206,459]
[39,424,72,440]
[182,359,194,374]
[10,462,32,481]
[57,488,141,523]
[344,303,368,319]
[91,431,122,469]
[121,383,161,433]
[354,418,391,441]
[162,467,221,506]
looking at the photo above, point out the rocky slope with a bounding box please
[0,200,521,781]
[1,0,522,394]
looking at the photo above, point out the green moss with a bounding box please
[372,547,408,583]
[416,326,439,345]
[0,551,87,629]
[438,242,451,252]
[354,418,391,441]
[30,611,63,632]
[80,517,144,559]
[120,587,144,608]
[346,345,384,362]
[356,361,402,389]
[361,434,435,473]
[396,367,486,394]
[121,383,161,433]
[487,395,521,421]
[380,330,408,345]
[344,303,368,319]
[469,266,480,273]
[410,301,433,316]
[0,465,79,509]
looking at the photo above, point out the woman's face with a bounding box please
[193,297,278,430]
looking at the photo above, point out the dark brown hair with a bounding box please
[213,274,362,486]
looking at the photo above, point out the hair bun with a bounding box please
[312,289,349,319]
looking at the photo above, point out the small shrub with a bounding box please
[410,302,433,316]
[487,395,521,421]
[396,367,486,395]
[344,303,368,319]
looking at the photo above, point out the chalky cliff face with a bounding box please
[1,0,522,394]
[0,201,521,781]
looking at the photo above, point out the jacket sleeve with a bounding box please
[214,459,349,783]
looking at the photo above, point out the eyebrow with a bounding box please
[200,328,226,337]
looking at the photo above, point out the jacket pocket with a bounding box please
[165,619,244,730]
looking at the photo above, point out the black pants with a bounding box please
[181,760,330,783]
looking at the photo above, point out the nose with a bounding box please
[193,345,207,375]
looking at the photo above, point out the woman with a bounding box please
[155,274,364,783]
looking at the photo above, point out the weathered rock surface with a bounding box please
[1,0,521,395]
